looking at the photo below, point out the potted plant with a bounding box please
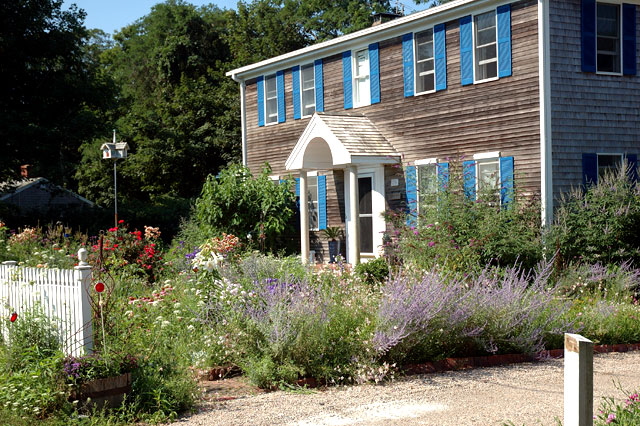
[321,226,343,263]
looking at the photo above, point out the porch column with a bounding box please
[347,165,361,265]
[299,170,310,264]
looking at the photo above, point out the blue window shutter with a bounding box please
[437,162,449,190]
[314,59,324,112]
[405,166,417,225]
[626,154,638,182]
[460,16,474,85]
[257,76,265,127]
[295,178,300,196]
[500,156,514,206]
[582,153,598,186]
[623,4,637,76]
[434,24,447,91]
[581,0,597,72]
[402,33,414,97]
[369,43,381,104]
[276,70,285,123]
[292,66,301,120]
[463,160,476,199]
[318,175,327,230]
[497,5,512,78]
[342,51,353,109]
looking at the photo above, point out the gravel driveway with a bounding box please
[174,351,640,426]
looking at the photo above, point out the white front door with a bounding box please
[345,165,386,260]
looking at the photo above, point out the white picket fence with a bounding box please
[0,253,93,357]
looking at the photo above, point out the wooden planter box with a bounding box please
[71,372,132,410]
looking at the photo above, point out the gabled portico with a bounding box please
[285,112,400,265]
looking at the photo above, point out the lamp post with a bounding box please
[101,130,129,228]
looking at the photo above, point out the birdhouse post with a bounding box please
[101,131,129,228]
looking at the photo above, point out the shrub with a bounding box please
[373,261,574,364]
[387,158,543,277]
[194,163,297,254]
[550,161,640,265]
[354,257,389,286]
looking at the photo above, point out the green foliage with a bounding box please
[594,386,640,426]
[387,159,542,276]
[354,257,390,286]
[0,0,115,184]
[1,305,62,373]
[194,164,297,253]
[550,162,640,265]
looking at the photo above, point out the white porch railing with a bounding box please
[0,250,93,357]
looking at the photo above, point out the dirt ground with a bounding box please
[178,350,640,426]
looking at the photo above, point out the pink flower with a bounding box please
[606,413,616,423]
[428,241,436,247]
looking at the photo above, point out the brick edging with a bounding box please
[403,343,640,376]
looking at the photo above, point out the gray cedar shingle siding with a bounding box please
[549,0,640,199]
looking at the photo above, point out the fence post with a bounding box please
[564,333,594,426]
[74,248,93,356]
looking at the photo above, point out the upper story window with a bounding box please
[342,44,380,109]
[402,24,447,97]
[474,11,498,81]
[265,73,278,124]
[459,5,511,86]
[292,60,324,120]
[354,48,371,107]
[257,70,285,127]
[581,1,636,76]
[415,29,435,93]
[301,64,316,116]
[597,3,620,73]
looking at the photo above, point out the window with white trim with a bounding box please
[265,73,278,124]
[307,175,319,230]
[417,161,438,212]
[301,64,316,117]
[354,48,371,107]
[597,3,621,73]
[415,29,435,93]
[476,157,500,201]
[474,11,498,81]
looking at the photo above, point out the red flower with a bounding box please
[118,219,125,224]
[10,312,18,322]
[94,282,105,293]
[108,227,118,232]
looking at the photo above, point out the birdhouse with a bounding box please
[101,142,129,159]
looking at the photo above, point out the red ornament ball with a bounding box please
[94,282,105,293]
[10,312,18,322]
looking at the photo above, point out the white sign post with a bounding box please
[564,333,594,426]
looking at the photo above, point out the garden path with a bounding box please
[175,350,640,425]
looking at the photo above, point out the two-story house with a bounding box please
[227,0,640,265]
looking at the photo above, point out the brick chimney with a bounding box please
[20,164,31,178]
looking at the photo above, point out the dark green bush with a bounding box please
[354,257,390,286]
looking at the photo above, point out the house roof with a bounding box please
[0,177,95,207]
[286,112,400,170]
[227,0,504,81]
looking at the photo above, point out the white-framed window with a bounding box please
[354,48,371,107]
[473,151,501,201]
[474,10,498,82]
[307,175,319,230]
[415,29,435,94]
[416,159,438,211]
[597,2,621,74]
[264,73,278,124]
[597,153,623,179]
[300,63,316,117]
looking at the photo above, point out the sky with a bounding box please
[62,0,429,36]
[62,0,238,35]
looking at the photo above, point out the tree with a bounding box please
[76,1,241,203]
[0,0,115,186]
